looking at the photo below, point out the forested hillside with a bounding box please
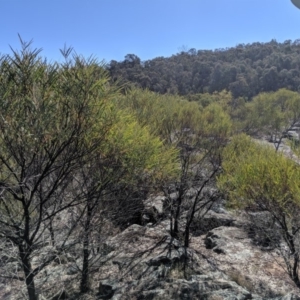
[108,39,300,98]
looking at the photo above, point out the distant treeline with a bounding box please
[108,39,300,99]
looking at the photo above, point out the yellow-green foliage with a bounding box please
[103,109,180,183]
[244,88,300,136]
[187,90,233,109]
[115,89,233,174]
[116,88,202,144]
[218,134,300,211]
[200,102,232,140]
[0,49,180,225]
[0,56,116,184]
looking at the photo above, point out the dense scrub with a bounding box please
[2,38,300,299]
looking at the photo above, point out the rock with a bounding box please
[117,276,256,300]
[286,130,299,140]
[5,261,22,272]
[192,225,300,298]
[205,232,227,254]
[144,195,165,215]
[205,226,248,255]
[10,207,300,300]
[0,253,19,264]
[97,220,299,299]
[169,192,178,201]
[185,188,198,199]
[191,210,235,236]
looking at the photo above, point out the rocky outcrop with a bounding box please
[112,275,257,300]
[91,215,300,300]
[192,222,300,298]
[2,207,300,299]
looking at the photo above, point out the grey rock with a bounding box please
[144,195,165,215]
[205,231,227,254]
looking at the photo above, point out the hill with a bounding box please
[108,39,300,99]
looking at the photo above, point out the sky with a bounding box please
[1,0,300,63]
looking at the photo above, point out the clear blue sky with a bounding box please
[1,0,300,63]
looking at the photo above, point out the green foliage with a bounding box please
[0,40,181,300]
[108,39,300,98]
[219,134,300,287]
[116,88,202,145]
[200,102,232,141]
[103,110,180,184]
[218,134,300,211]
[116,88,232,175]
[187,90,232,108]
[240,89,300,142]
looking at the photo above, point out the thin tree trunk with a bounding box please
[19,245,38,300]
[292,254,300,288]
[184,225,190,248]
[283,227,300,288]
[48,218,55,247]
[80,202,92,293]
[184,201,197,247]
[173,195,182,237]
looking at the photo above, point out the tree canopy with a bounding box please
[108,39,300,98]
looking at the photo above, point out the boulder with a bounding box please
[144,195,165,214]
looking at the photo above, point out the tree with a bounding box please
[118,89,232,248]
[244,89,300,150]
[178,102,232,247]
[0,40,181,299]
[109,39,300,98]
[0,39,122,299]
[218,134,300,288]
[77,110,179,293]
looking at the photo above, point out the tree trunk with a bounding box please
[173,202,181,237]
[284,229,300,288]
[80,202,92,293]
[48,218,55,247]
[173,191,183,237]
[19,245,38,300]
[292,253,300,288]
[184,225,190,248]
[184,206,196,247]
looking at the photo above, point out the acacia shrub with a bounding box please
[219,134,300,287]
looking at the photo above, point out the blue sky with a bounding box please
[1,0,300,63]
